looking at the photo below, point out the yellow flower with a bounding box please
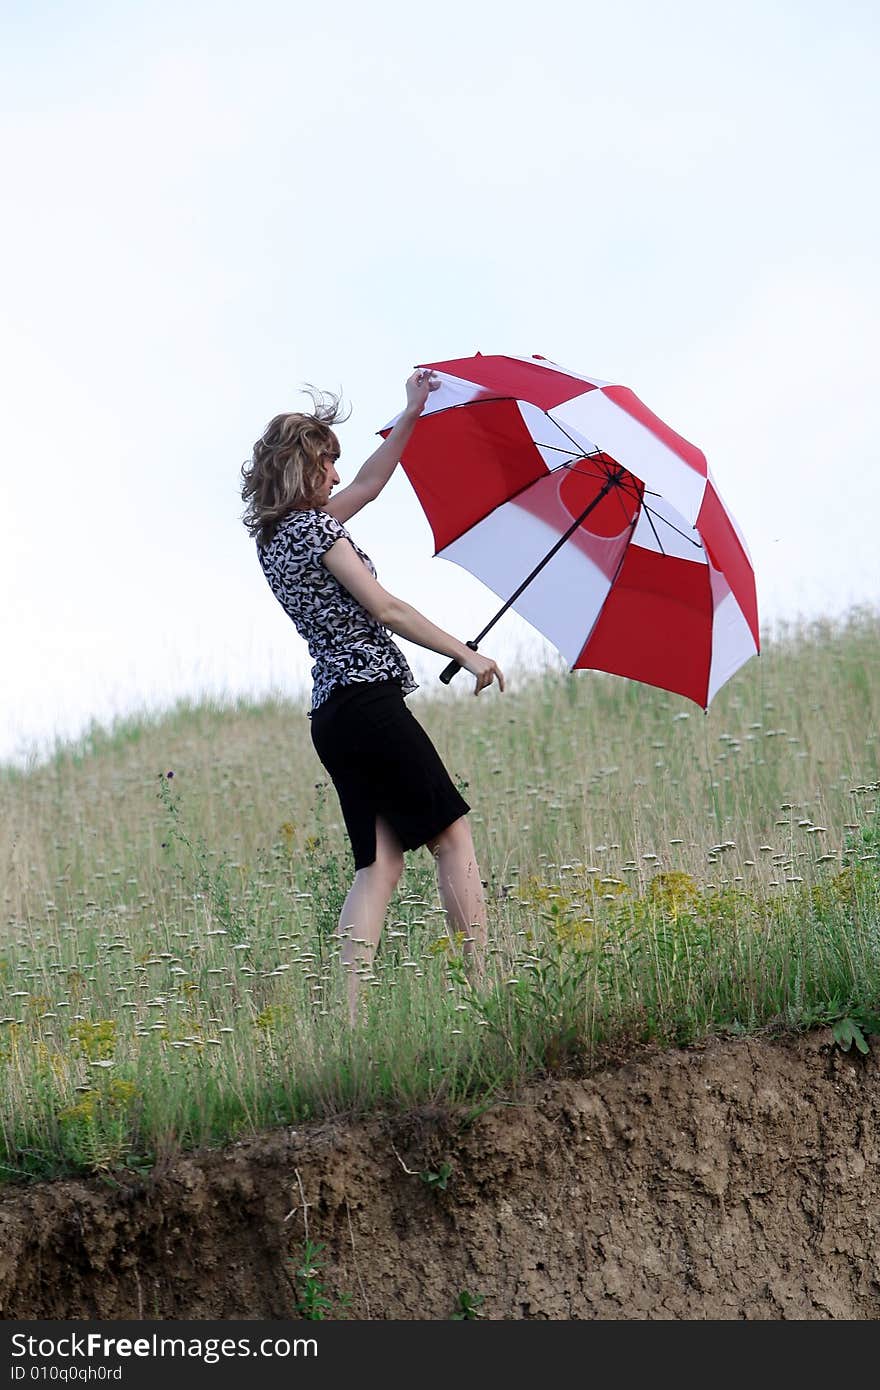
[107,1078,137,1106]
[551,918,600,949]
[69,1019,118,1061]
[429,930,467,957]
[648,871,700,919]
[60,1092,99,1124]
[59,1077,137,1133]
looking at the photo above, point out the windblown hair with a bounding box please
[240,387,350,549]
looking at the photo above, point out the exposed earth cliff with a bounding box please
[2,1032,879,1320]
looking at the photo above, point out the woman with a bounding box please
[241,370,504,1023]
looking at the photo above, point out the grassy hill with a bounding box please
[1,608,878,1185]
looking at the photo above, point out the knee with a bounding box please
[375,846,405,892]
[427,816,472,859]
[354,851,402,898]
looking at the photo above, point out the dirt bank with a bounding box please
[2,1031,879,1320]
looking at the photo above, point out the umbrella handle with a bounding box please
[439,640,478,686]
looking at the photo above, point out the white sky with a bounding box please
[2,0,878,768]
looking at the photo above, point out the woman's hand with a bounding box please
[461,649,505,696]
[404,368,440,416]
[342,369,440,510]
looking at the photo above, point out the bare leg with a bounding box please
[337,816,404,1025]
[427,816,487,983]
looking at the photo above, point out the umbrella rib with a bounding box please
[641,504,704,551]
[640,504,667,556]
[534,440,589,459]
[538,410,600,465]
[552,461,615,489]
[553,456,612,478]
[611,480,639,528]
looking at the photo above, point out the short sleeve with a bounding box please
[290,509,348,564]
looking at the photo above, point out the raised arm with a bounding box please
[322,538,504,696]
[325,369,439,525]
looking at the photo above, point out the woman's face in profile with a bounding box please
[317,445,341,506]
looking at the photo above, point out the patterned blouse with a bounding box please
[257,508,418,715]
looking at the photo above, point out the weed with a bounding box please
[794,997,880,1056]
[420,1160,453,1191]
[832,1016,870,1055]
[451,1290,486,1319]
[289,1239,352,1320]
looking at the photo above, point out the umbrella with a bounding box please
[381,353,759,709]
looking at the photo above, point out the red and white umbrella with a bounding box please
[381,353,759,708]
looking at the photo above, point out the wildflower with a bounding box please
[648,871,701,918]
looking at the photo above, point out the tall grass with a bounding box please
[1,608,878,1184]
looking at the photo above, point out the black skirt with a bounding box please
[309,679,470,870]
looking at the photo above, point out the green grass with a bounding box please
[1,607,878,1185]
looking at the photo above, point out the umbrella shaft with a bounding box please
[471,469,622,645]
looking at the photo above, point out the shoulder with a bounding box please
[275,509,349,557]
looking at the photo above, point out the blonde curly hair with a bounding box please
[240,387,350,548]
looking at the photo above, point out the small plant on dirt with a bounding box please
[451,1289,486,1320]
[829,1004,880,1056]
[420,1160,453,1192]
[289,1239,352,1320]
[797,998,880,1056]
[832,1016,871,1055]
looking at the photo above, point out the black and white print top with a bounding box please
[257,508,418,715]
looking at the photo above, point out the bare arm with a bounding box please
[325,369,439,525]
[322,538,504,695]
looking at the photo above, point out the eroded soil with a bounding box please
[3,1032,880,1320]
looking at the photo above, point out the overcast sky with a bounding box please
[3,0,878,768]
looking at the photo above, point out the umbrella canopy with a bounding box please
[381,353,759,708]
